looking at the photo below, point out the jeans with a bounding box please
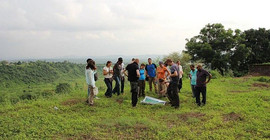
[178,78,182,92]
[167,81,180,108]
[121,77,125,93]
[104,78,112,97]
[138,80,145,97]
[130,82,138,107]
[195,86,206,106]
[191,85,196,97]
[148,77,157,93]
[113,76,120,95]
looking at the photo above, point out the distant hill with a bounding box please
[5,54,163,64]
[0,61,85,86]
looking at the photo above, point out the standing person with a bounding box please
[189,64,197,98]
[103,61,113,98]
[145,58,157,93]
[120,62,125,94]
[85,60,97,106]
[166,59,180,109]
[156,61,171,98]
[86,58,99,103]
[196,64,212,106]
[176,61,183,92]
[112,57,123,96]
[125,59,140,107]
[138,64,146,97]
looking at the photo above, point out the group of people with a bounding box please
[85,57,212,108]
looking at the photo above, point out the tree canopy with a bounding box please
[185,23,270,76]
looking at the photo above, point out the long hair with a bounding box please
[86,60,96,70]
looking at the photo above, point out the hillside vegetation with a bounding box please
[0,62,269,139]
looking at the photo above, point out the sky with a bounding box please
[0,0,270,60]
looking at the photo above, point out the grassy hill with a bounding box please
[0,66,269,139]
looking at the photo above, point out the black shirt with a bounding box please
[196,69,210,87]
[113,63,121,78]
[126,62,139,82]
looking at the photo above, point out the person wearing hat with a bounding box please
[112,57,123,96]
[166,59,180,109]
[145,58,157,93]
[156,61,171,98]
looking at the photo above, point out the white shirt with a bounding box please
[121,63,125,77]
[103,66,113,78]
[178,65,183,78]
[85,68,96,87]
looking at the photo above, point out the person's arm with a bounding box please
[103,68,108,75]
[205,74,212,84]
[124,69,128,77]
[89,70,95,88]
[165,67,171,77]
[170,71,178,77]
[136,69,140,77]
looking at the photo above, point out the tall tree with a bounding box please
[186,24,233,75]
[244,28,270,64]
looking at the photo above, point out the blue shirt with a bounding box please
[139,69,145,80]
[146,64,156,77]
[190,69,197,85]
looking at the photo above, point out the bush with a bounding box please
[210,70,222,79]
[256,77,270,83]
[55,83,72,94]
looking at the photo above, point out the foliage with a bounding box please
[256,77,270,83]
[55,83,72,94]
[0,76,269,139]
[209,70,222,79]
[0,61,84,85]
[185,23,270,77]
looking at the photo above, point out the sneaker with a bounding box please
[95,97,100,99]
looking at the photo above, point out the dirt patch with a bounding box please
[223,112,243,122]
[61,98,84,106]
[228,90,249,93]
[116,98,124,104]
[178,112,206,121]
[252,83,269,88]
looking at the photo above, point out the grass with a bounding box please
[0,76,269,139]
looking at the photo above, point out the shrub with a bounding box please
[210,70,222,79]
[55,83,72,94]
[256,77,270,83]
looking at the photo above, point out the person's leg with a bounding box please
[88,86,95,105]
[167,83,174,105]
[195,87,201,106]
[130,82,138,107]
[142,80,145,97]
[104,78,109,97]
[138,81,142,97]
[178,78,182,92]
[202,87,207,105]
[148,77,153,91]
[121,77,125,93]
[191,85,196,98]
[172,82,180,108]
[153,78,158,93]
[115,77,120,95]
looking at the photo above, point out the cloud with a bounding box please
[0,0,269,60]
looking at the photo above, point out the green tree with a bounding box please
[244,28,270,64]
[185,23,248,76]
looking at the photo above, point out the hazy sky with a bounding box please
[0,0,269,60]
